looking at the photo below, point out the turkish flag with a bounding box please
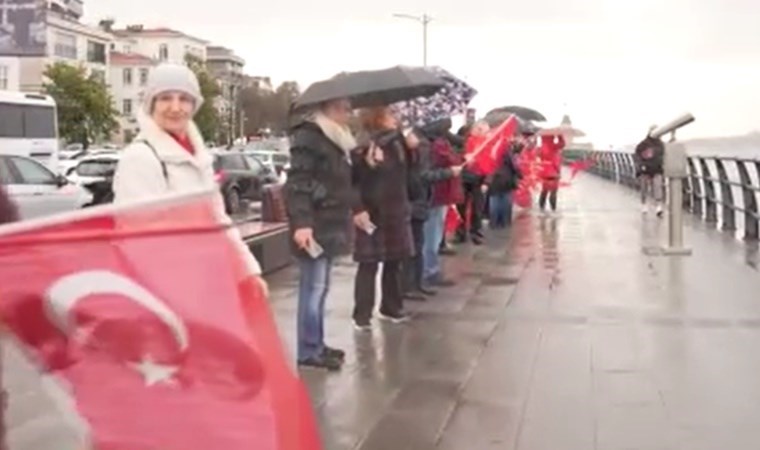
[0,190,321,450]
[466,115,519,176]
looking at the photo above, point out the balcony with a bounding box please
[48,0,84,19]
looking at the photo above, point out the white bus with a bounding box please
[0,91,59,172]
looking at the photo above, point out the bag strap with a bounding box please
[137,139,169,186]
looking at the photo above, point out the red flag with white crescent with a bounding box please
[0,190,321,450]
[466,115,520,176]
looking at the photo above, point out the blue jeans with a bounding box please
[422,205,447,282]
[297,256,333,361]
[489,192,513,228]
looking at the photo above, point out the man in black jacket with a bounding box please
[634,126,665,217]
[403,125,463,299]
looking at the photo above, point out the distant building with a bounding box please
[0,56,20,90]
[4,3,113,92]
[111,25,208,65]
[243,74,274,93]
[207,45,244,144]
[109,50,155,144]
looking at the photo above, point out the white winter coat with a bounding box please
[112,112,262,275]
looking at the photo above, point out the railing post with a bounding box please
[687,158,702,216]
[699,158,718,224]
[737,160,759,240]
[714,159,736,232]
[661,141,692,256]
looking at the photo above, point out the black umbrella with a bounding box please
[485,106,547,123]
[292,66,445,112]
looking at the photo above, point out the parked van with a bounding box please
[0,91,59,172]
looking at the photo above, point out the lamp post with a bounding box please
[392,13,432,66]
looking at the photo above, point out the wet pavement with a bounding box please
[266,173,760,450]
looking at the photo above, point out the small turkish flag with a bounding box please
[0,191,321,450]
[466,115,519,176]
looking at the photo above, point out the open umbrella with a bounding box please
[292,66,445,112]
[390,67,477,129]
[485,106,546,123]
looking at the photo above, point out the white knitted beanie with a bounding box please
[142,63,204,115]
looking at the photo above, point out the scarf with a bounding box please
[312,112,357,154]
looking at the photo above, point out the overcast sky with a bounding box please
[85,0,760,147]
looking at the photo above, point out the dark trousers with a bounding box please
[403,219,425,292]
[539,186,558,211]
[457,181,484,238]
[354,260,403,322]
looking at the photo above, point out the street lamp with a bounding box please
[392,13,432,66]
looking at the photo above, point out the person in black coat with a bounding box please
[284,98,359,371]
[0,185,18,224]
[634,126,665,216]
[350,106,417,328]
[402,124,463,300]
[486,142,523,228]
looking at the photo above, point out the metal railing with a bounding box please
[564,149,760,240]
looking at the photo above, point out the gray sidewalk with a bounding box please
[266,173,760,450]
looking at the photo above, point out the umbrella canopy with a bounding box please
[292,66,445,112]
[485,106,547,123]
[539,125,586,138]
[390,67,477,129]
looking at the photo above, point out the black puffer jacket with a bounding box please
[284,121,356,258]
[634,135,665,176]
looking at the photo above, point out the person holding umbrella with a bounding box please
[351,106,416,328]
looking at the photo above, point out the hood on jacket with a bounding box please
[135,111,210,166]
[420,118,453,140]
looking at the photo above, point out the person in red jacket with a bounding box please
[538,134,565,212]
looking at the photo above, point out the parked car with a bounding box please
[243,149,290,176]
[67,153,121,205]
[0,154,93,220]
[213,152,278,215]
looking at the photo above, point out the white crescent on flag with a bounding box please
[44,270,189,352]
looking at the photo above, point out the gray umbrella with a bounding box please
[485,106,547,123]
[292,66,445,112]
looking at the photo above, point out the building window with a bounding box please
[123,99,133,116]
[54,32,77,59]
[87,41,106,64]
[159,44,169,61]
[139,68,149,86]
[123,68,133,86]
[90,69,105,84]
[0,65,7,90]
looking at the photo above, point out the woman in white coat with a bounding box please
[112,63,265,288]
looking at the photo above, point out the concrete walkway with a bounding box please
[266,173,760,450]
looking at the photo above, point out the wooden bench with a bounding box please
[236,185,291,274]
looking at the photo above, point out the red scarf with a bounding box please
[169,132,195,155]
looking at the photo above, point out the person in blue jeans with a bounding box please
[285,98,359,371]
[486,144,522,229]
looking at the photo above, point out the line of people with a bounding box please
[284,104,537,371]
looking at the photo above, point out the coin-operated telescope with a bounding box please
[649,113,695,140]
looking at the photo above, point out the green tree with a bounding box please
[43,63,119,148]
[241,80,301,135]
[185,54,221,143]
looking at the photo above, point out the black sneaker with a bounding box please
[404,291,427,302]
[471,236,484,245]
[323,346,345,360]
[418,286,437,296]
[379,311,411,324]
[353,320,372,331]
[298,355,342,371]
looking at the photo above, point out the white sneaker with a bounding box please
[655,204,664,218]
[641,204,649,214]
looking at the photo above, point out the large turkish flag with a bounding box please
[0,190,321,450]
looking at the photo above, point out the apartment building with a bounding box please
[111,26,207,65]
[109,50,154,144]
[207,45,244,144]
